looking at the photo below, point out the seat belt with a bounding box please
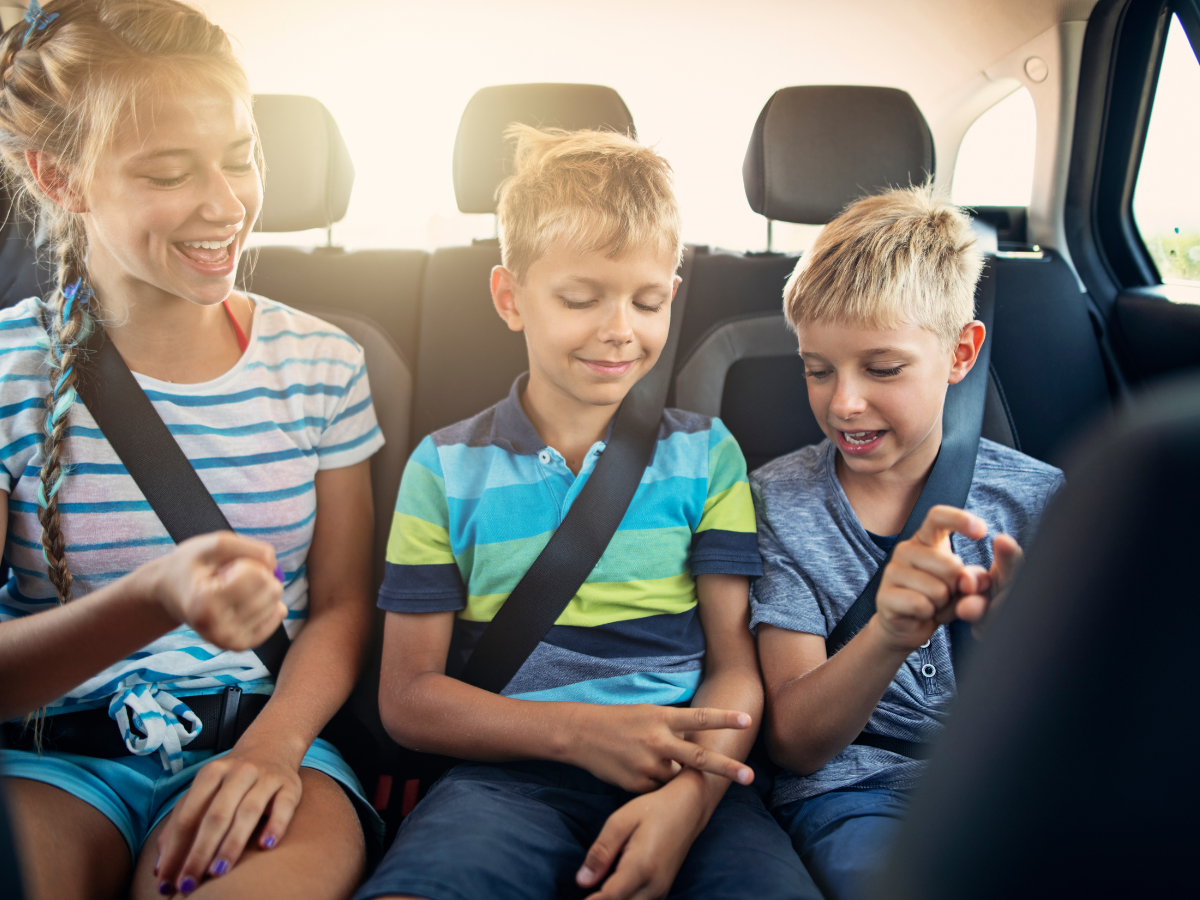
[73,325,289,750]
[460,247,698,694]
[826,257,997,658]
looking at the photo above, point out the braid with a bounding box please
[37,230,93,604]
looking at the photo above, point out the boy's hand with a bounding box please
[956,533,1024,638]
[576,771,708,900]
[566,704,754,793]
[874,505,988,653]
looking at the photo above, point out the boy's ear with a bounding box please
[947,320,986,385]
[25,151,86,213]
[491,265,525,333]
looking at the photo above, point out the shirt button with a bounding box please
[920,639,931,649]
[538,450,551,464]
[921,663,937,678]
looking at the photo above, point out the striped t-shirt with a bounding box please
[378,375,760,705]
[0,295,383,717]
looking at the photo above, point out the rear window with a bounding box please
[1132,13,1200,286]
[951,87,1037,208]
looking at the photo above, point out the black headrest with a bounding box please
[254,94,354,232]
[743,86,934,225]
[453,83,635,214]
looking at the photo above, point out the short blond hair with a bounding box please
[496,125,682,281]
[783,185,984,347]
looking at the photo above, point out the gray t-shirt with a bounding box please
[750,438,1064,807]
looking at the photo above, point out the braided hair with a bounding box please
[0,0,254,602]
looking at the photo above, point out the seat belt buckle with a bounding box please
[214,685,242,754]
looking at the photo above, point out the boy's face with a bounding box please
[492,239,679,410]
[797,317,984,479]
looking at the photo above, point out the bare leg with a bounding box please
[3,776,132,900]
[130,768,365,900]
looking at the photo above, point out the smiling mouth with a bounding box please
[836,429,887,454]
[579,358,637,376]
[176,235,236,266]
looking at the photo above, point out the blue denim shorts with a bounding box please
[355,759,820,900]
[774,788,910,900]
[1,737,381,860]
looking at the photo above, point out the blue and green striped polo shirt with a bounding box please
[378,375,761,705]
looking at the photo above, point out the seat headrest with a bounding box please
[254,94,354,232]
[743,86,934,225]
[453,83,635,214]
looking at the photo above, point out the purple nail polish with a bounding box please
[211,858,229,876]
[157,883,172,896]
[273,564,285,583]
[179,876,196,895]
[263,834,276,849]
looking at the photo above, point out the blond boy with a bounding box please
[751,187,1064,900]
[355,128,820,900]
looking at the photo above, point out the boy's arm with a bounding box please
[575,573,762,900]
[762,506,990,776]
[377,609,754,787]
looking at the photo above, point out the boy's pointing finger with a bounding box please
[671,707,752,733]
[914,505,987,547]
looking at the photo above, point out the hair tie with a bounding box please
[23,1,59,48]
[61,278,93,323]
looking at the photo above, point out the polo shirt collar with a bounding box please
[492,372,616,457]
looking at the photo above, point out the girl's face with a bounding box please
[83,85,262,308]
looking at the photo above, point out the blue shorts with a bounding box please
[773,788,910,900]
[355,760,821,900]
[0,737,382,860]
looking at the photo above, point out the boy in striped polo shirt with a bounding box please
[355,128,819,900]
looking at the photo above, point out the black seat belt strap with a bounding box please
[460,247,699,694]
[825,257,996,657]
[75,328,289,677]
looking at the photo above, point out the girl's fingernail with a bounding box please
[738,768,753,784]
[211,858,229,876]
[578,866,595,885]
[273,564,285,583]
[262,834,276,849]
[157,883,172,896]
[179,877,196,895]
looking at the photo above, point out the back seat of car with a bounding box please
[410,83,637,444]
[668,85,1114,469]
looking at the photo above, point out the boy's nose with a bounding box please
[829,379,868,419]
[599,303,635,343]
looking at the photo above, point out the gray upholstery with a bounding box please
[254,94,354,232]
[453,83,635,214]
[674,312,1015,451]
[742,86,934,224]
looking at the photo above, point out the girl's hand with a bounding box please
[154,741,303,894]
[565,704,754,793]
[576,771,709,900]
[136,532,287,651]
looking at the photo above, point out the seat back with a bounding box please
[410,84,636,446]
[878,375,1200,898]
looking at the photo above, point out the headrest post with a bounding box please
[766,219,774,253]
[326,225,333,249]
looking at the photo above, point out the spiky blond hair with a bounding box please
[783,185,984,348]
[496,125,682,281]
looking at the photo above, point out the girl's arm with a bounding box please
[0,491,286,722]
[154,461,375,892]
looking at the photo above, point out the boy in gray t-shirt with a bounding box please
[751,187,1063,900]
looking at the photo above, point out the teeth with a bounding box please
[843,431,880,445]
[181,236,235,250]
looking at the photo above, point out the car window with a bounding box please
[951,86,1037,208]
[1132,13,1200,286]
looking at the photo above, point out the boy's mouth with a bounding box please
[579,358,636,377]
[836,429,887,455]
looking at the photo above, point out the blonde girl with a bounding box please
[0,1,381,897]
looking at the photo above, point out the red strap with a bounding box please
[221,299,250,353]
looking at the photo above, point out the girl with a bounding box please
[0,2,383,898]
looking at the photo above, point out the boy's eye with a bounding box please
[804,369,831,380]
[868,366,904,378]
[633,301,664,313]
[559,296,596,310]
